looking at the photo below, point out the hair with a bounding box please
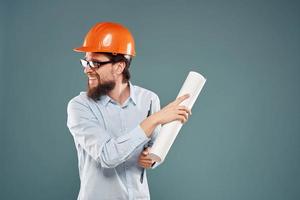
[100,52,132,83]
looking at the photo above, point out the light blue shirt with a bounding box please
[67,82,161,200]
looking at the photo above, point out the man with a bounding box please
[67,22,191,200]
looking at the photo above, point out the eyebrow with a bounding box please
[84,57,109,62]
[84,58,98,62]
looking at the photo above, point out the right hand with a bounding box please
[153,94,192,125]
[138,147,155,169]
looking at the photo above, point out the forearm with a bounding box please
[99,125,150,168]
[140,114,160,137]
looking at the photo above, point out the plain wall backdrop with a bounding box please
[1,0,300,199]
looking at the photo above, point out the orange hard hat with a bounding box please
[73,22,136,56]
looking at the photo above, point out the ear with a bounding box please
[113,61,126,75]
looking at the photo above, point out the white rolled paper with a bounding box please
[149,71,206,162]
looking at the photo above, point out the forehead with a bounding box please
[85,52,110,61]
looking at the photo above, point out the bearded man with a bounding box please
[67,22,190,200]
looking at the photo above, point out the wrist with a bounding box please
[140,113,160,137]
[149,113,160,126]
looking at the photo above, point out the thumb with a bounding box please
[142,150,149,156]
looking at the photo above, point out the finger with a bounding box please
[178,106,192,115]
[174,94,190,105]
[140,160,154,166]
[142,162,154,168]
[140,160,154,164]
[140,157,153,162]
[178,115,187,124]
[176,110,187,116]
[177,109,189,119]
[139,159,150,165]
[139,160,151,165]
[177,110,189,120]
[139,153,153,160]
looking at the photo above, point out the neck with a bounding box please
[108,79,130,106]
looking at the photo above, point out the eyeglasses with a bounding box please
[80,59,113,69]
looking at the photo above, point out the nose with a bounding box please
[84,66,93,74]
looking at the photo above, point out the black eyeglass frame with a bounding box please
[80,59,114,69]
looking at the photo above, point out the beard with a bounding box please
[87,73,116,101]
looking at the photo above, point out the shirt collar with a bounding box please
[128,81,137,105]
[99,81,137,107]
[100,95,111,106]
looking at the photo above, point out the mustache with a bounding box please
[87,72,100,79]
[87,72,97,76]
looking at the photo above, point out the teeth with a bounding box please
[88,76,97,79]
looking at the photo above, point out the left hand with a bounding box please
[138,147,155,169]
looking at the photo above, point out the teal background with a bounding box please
[1,0,300,199]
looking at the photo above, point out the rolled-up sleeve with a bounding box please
[67,98,150,168]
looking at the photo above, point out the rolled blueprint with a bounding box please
[149,71,206,162]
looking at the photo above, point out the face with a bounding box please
[83,52,116,101]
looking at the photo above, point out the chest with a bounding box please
[97,103,151,138]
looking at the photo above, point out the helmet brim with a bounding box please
[73,46,136,56]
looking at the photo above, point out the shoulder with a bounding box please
[133,84,160,102]
[133,85,160,105]
[67,91,91,110]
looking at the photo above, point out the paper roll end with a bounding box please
[149,153,162,162]
[189,71,206,81]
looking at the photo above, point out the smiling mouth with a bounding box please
[87,73,98,80]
